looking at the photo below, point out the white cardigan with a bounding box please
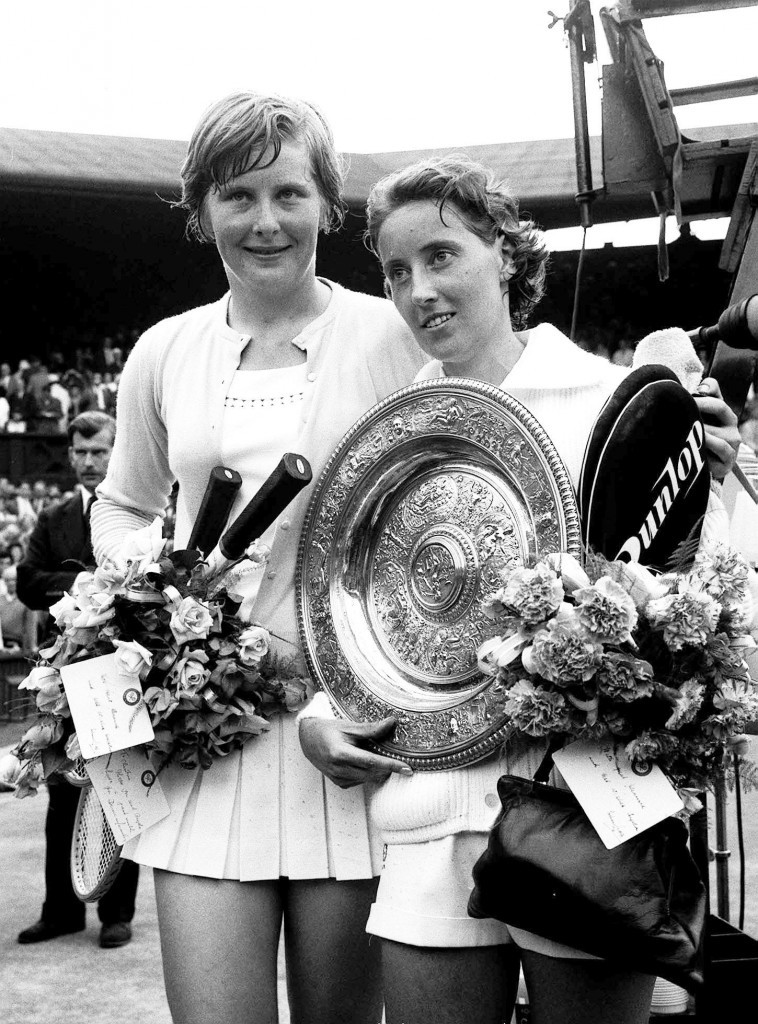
[92,281,424,650]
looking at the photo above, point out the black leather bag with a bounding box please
[467,758,706,992]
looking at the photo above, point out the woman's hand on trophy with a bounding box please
[299,716,413,788]
[694,377,741,481]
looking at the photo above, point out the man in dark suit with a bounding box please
[16,411,140,949]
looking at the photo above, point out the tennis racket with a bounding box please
[70,784,123,902]
[62,756,90,788]
[579,365,710,567]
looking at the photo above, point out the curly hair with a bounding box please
[176,91,346,243]
[365,155,549,329]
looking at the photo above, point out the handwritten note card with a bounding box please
[86,746,170,845]
[60,654,154,759]
[552,738,684,849]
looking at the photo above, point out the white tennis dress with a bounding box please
[120,362,382,880]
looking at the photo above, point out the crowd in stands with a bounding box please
[0,330,139,435]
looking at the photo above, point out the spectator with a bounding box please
[8,542,24,565]
[48,374,71,430]
[102,371,119,410]
[0,551,12,586]
[5,409,27,433]
[15,410,140,948]
[28,381,64,434]
[7,360,29,408]
[0,565,36,652]
[63,371,97,421]
[25,358,50,404]
[29,481,49,516]
[90,372,116,415]
[0,386,9,432]
[14,484,35,522]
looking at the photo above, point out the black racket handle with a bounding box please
[187,467,243,556]
[689,294,758,374]
[218,453,312,562]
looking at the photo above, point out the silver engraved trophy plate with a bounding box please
[296,379,581,769]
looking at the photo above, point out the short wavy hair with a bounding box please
[176,91,346,243]
[365,155,549,329]
[67,411,116,445]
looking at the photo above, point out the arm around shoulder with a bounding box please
[363,297,425,398]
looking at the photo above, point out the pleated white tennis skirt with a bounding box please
[121,713,383,881]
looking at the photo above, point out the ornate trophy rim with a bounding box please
[296,378,580,770]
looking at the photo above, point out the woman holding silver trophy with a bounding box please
[299,154,745,1024]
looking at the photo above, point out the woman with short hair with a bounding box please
[300,154,739,1024]
[92,92,422,1024]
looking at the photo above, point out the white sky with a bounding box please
[2,1,757,246]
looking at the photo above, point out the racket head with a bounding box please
[70,785,123,902]
[579,365,679,515]
[62,756,90,788]
[579,364,710,567]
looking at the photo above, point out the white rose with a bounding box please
[19,665,61,693]
[70,599,116,629]
[238,625,271,667]
[169,597,214,645]
[65,733,82,761]
[74,573,116,614]
[72,571,96,599]
[174,653,210,697]
[93,560,128,595]
[49,592,78,629]
[113,639,153,677]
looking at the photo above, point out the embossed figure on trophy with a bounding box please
[402,475,457,533]
[476,517,516,562]
[468,693,491,728]
[310,535,331,597]
[389,415,408,441]
[373,560,406,632]
[319,637,356,699]
[426,627,472,676]
[458,476,494,517]
[421,395,465,430]
[458,407,493,447]
[413,545,456,606]
[499,430,529,468]
[341,432,384,486]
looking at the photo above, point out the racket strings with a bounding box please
[71,787,122,901]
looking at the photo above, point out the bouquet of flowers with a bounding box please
[478,544,758,801]
[12,518,311,797]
